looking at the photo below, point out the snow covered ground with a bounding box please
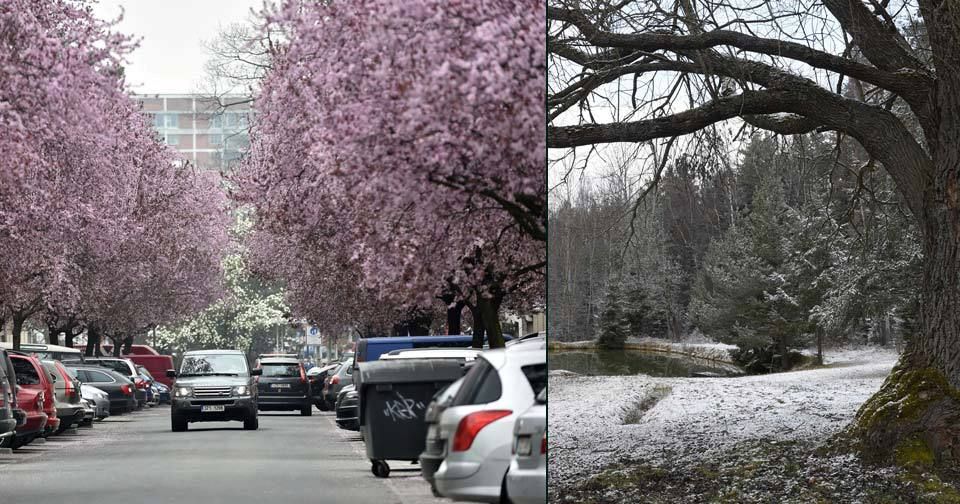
[549,346,900,486]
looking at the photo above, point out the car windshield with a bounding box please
[139,367,155,380]
[261,363,300,377]
[180,354,248,376]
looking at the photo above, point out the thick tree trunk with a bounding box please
[85,324,102,357]
[11,314,25,351]
[122,335,134,355]
[446,301,465,335]
[854,201,960,467]
[479,295,505,349]
[64,327,78,349]
[48,325,60,346]
[468,304,485,349]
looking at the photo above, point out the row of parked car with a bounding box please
[322,333,546,504]
[0,343,170,450]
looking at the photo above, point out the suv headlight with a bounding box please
[233,385,249,396]
[175,387,193,398]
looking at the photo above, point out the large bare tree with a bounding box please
[549,0,960,466]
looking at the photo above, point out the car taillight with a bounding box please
[55,364,75,397]
[121,384,132,395]
[330,375,340,385]
[452,410,512,452]
[299,366,307,384]
[541,432,547,454]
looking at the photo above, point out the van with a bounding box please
[74,344,176,388]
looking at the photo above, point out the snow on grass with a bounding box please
[549,346,900,485]
[626,336,739,363]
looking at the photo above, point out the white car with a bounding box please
[505,388,546,504]
[433,340,547,503]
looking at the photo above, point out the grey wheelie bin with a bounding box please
[359,359,464,478]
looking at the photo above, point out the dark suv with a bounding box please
[256,356,312,416]
[167,350,262,431]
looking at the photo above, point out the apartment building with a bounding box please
[135,94,252,171]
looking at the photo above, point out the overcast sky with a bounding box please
[93,0,269,94]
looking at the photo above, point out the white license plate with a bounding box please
[516,436,533,456]
[270,383,291,388]
[201,405,225,412]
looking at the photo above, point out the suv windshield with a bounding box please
[180,354,248,376]
[261,363,300,377]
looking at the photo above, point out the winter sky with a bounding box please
[92,0,269,94]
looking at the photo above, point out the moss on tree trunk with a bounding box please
[852,362,960,471]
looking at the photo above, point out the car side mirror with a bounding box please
[165,369,177,378]
[250,368,262,376]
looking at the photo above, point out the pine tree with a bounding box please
[597,282,629,349]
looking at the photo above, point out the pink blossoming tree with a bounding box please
[237,0,545,347]
[0,0,230,352]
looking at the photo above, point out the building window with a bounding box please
[166,135,179,146]
[210,134,223,146]
[155,113,178,129]
[212,113,248,130]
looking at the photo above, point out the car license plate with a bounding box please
[516,435,533,456]
[201,405,225,412]
[271,383,291,388]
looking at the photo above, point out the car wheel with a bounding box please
[316,401,328,411]
[371,459,390,478]
[171,412,187,432]
[244,413,259,430]
[300,403,312,416]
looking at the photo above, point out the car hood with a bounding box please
[173,375,251,387]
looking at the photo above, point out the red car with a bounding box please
[11,353,59,436]
[9,356,48,448]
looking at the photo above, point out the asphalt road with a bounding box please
[0,405,441,504]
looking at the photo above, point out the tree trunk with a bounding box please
[65,327,78,349]
[854,202,960,467]
[11,313,25,351]
[48,325,60,346]
[816,327,824,366]
[122,335,134,355]
[479,295,505,349]
[446,300,465,335]
[468,304,485,349]
[85,324,102,357]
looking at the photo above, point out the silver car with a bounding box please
[505,388,546,504]
[434,340,547,503]
[80,384,111,420]
[420,377,464,495]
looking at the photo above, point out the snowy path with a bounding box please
[548,347,899,485]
